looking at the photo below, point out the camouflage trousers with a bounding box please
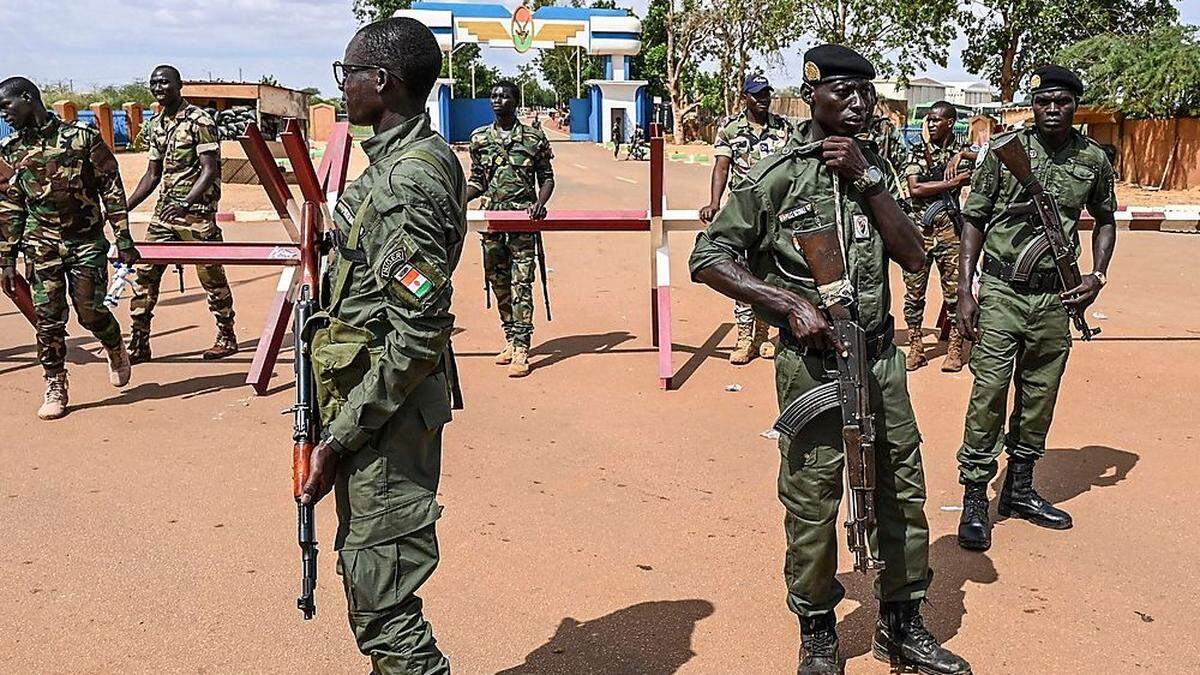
[26,237,124,376]
[481,231,537,349]
[129,212,235,334]
[902,219,960,329]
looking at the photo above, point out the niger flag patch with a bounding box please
[396,264,434,299]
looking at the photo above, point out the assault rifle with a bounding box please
[988,133,1099,340]
[290,201,321,620]
[772,219,883,574]
[919,142,967,236]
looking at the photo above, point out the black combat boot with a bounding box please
[874,600,972,674]
[998,459,1072,529]
[957,482,991,551]
[798,612,840,674]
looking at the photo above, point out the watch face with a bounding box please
[867,166,883,182]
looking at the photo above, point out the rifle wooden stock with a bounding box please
[6,272,37,324]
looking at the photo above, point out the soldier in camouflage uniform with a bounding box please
[300,19,464,672]
[466,81,555,378]
[125,65,236,363]
[868,114,910,198]
[0,77,137,419]
[700,74,793,365]
[901,101,976,372]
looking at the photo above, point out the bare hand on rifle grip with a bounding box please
[300,442,339,506]
[787,298,844,354]
[1061,273,1102,311]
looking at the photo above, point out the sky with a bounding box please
[2,0,1198,97]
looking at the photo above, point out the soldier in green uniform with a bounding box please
[690,45,971,675]
[466,81,555,378]
[126,65,236,363]
[298,18,465,674]
[867,114,910,196]
[700,74,793,365]
[0,77,137,420]
[902,101,976,372]
[956,66,1116,551]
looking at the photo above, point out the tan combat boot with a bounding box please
[202,325,238,360]
[905,327,927,371]
[754,319,775,360]
[37,372,69,420]
[507,346,530,378]
[730,321,756,365]
[942,323,966,372]
[494,342,514,365]
[105,341,131,387]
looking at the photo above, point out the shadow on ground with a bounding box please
[496,599,715,675]
[70,371,248,412]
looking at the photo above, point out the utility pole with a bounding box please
[576,45,581,99]
[471,64,476,98]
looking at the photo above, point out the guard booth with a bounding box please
[181,81,310,184]
[397,2,648,144]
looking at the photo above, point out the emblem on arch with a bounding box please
[512,2,534,53]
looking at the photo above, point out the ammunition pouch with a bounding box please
[305,314,381,426]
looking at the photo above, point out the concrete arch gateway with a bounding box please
[395,1,647,143]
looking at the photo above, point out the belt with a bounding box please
[982,253,1062,293]
[780,316,895,362]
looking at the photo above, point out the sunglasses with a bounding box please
[332,61,403,87]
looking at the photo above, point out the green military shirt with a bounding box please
[690,119,900,335]
[712,111,794,185]
[964,127,1115,271]
[868,119,910,180]
[904,137,975,215]
[0,115,133,264]
[146,102,221,213]
[467,120,553,210]
[322,113,466,547]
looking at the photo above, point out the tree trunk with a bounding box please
[999,23,1021,103]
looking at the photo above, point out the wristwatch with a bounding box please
[1092,271,1107,287]
[853,165,885,194]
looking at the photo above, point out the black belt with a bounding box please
[780,316,895,362]
[982,253,1061,293]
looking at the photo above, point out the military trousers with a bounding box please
[902,219,960,329]
[957,274,1071,484]
[129,212,235,334]
[338,525,450,674]
[481,231,536,349]
[26,237,123,376]
[774,341,932,618]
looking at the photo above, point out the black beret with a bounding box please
[802,44,876,85]
[1029,65,1083,97]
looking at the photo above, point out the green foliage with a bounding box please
[1057,22,1200,118]
[442,43,504,99]
[962,0,1177,101]
[302,87,343,111]
[40,81,155,109]
[631,0,670,100]
[705,0,798,115]
[797,0,958,80]
[353,0,413,23]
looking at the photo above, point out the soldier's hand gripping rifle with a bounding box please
[920,143,968,237]
[988,134,1099,340]
[291,200,321,620]
[772,220,883,574]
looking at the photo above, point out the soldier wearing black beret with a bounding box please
[690,43,972,675]
[955,63,1117,553]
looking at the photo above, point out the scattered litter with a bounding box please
[1134,611,1154,623]
[724,384,742,392]
[940,505,963,512]
[1092,312,1109,320]
[760,428,780,440]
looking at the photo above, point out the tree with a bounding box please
[352,0,412,23]
[796,0,958,81]
[654,0,712,141]
[1057,22,1200,118]
[705,0,797,116]
[962,0,1177,102]
[260,74,281,87]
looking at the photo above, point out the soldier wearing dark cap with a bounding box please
[955,65,1116,551]
[690,44,972,675]
[700,73,794,365]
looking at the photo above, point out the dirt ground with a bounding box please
[2,140,1198,674]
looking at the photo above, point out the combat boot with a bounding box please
[128,329,152,365]
[957,482,991,551]
[37,372,69,420]
[941,323,966,372]
[105,341,132,387]
[998,459,1072,529]
[730,321,756,365]
[754,318,776,360]
[874,600,972,674]
[905,327,927,371]
[202,324,238,360]
[507,346,530,378]
[798,612,840,674]
[495,342,514,365]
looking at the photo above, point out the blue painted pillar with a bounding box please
[603,56,613,80]
[635,86,649,134]
[438,83,452,141]
[589,85,603,143]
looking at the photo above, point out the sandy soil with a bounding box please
[2,141,1197,674]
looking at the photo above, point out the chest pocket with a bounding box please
[1054,163,1095,211]
[506,145,534,169]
